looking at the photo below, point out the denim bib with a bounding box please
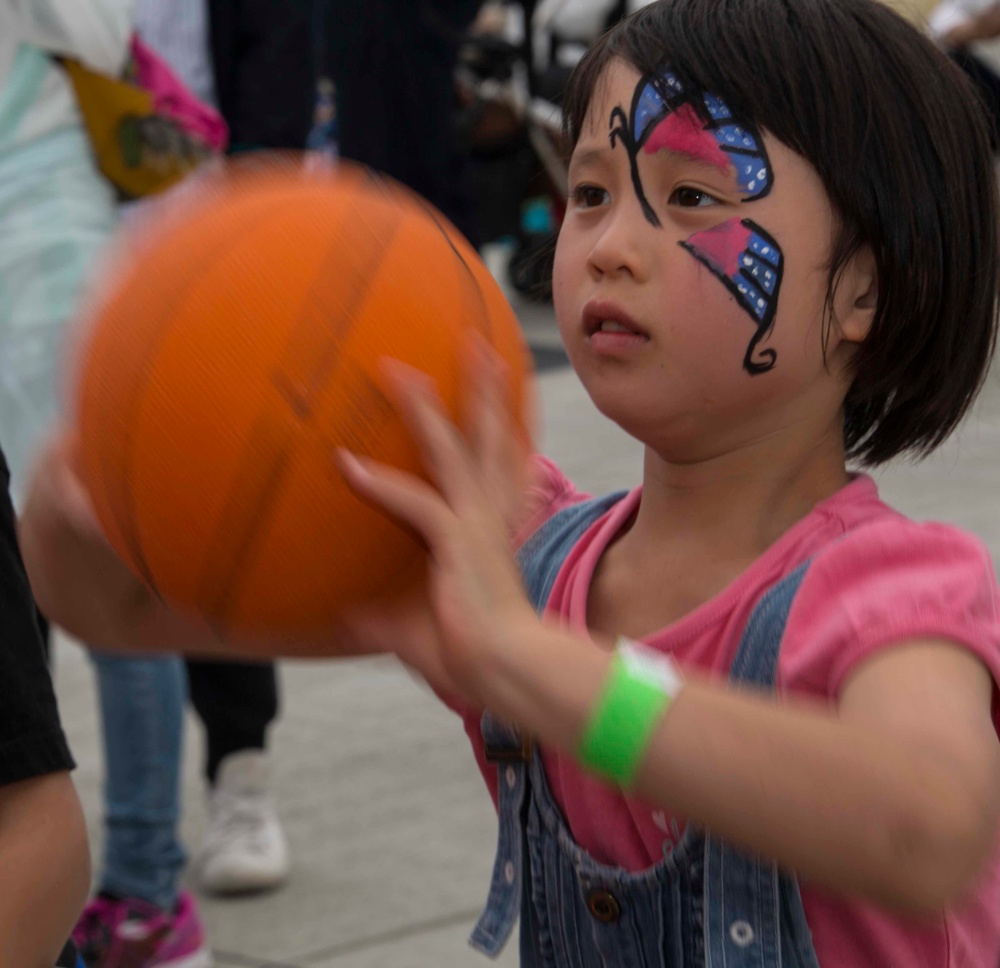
[470,494,822,968]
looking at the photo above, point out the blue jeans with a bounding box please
[90,651,187,910]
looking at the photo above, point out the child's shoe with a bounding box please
[72,890,211,968]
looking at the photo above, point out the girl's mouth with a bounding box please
[583,300,650,353]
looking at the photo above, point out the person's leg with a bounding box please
[72,651,211,966]
[186,659,289,894]
[90,651,187,908]
[186,659,278,783]
[0,119,208,963]
[328,0,484,244]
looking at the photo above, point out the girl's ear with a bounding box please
[834,246,878,345]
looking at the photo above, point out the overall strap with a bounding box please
[728,562,809,689]
[0,45,50,150]
[704,561,819,968]
[518,492,628,612]
[468,714,531,957]
[470,491,626,957]
[479,490,627,764]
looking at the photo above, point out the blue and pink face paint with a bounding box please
[680,219,783,374]
[608,68,782,374]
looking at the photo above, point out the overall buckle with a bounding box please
[484,733,534,762]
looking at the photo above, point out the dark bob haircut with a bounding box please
[563,0,999,465]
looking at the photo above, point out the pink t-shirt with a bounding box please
[452,457,1000,968]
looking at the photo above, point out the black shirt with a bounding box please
[0,453,74,787]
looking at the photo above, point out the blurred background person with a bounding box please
[207,0,314,157]
[198,0,314,895]
[0,1,124,496]
[0,14,95,950]
[0,2,215,967]
[929,0,1000,146]
[318,0,487,247]
[125,0,315,903]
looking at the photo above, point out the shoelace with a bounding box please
[207,791,274,854]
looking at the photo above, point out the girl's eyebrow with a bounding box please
[569,146,609,171]
[572,139,736,178]
[647,145,736,175]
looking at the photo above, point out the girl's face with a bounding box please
[553,60,860,462]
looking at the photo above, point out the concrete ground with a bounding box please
[51,285,1000,968]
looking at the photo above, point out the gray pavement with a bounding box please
[51,288,1000,967]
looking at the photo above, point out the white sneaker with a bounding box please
[197,750,290,895]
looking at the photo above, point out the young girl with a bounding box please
[20,0,1000,964]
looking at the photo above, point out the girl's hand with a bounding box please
[336,343,541,707]
[18,430,169,645]
[20,429,141,595]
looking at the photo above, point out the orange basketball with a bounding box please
[73,162,531,639]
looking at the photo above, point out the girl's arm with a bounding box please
[482,617,1000,914]
[19,432,441,666]
[12,0,133,75]
[338,358,1000,915]
[0,772,90,968]
[19,433,242,656]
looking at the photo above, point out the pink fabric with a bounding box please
[454,458,1000,968]
[130,35,228,151]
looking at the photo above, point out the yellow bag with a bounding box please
[59,39,226,199]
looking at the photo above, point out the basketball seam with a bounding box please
[103,195,297,593]
[193,200,404,633]
[409,193,494,343]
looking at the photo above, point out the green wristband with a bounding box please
[578,640,683,788]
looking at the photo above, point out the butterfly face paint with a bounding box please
[680,219,783,374]
[608,68,783,374]
[609,70,772,225]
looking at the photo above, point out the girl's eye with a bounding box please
[669,186,719,208]
[572,185,610,209]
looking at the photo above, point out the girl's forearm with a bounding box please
[486,619,990,912]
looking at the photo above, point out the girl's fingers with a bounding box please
[472,337,510,469]
[379,359,484,508]
[376,354,530,534]
[336,449,452,550]
[465,337,539,536]
[464,334,503,455]
[471,345,524,522]
[520,368,540,452]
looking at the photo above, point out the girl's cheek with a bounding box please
[551,236,584,322]
[677,218,784,376]
[668,258,757,356]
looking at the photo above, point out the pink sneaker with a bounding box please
[72,891,211,968]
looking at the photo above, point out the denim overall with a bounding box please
[470,495,823,968]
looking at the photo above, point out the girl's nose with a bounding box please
[586,206,651,282]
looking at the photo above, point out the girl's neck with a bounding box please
[627,419,851,567]
[585,418,852,640]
